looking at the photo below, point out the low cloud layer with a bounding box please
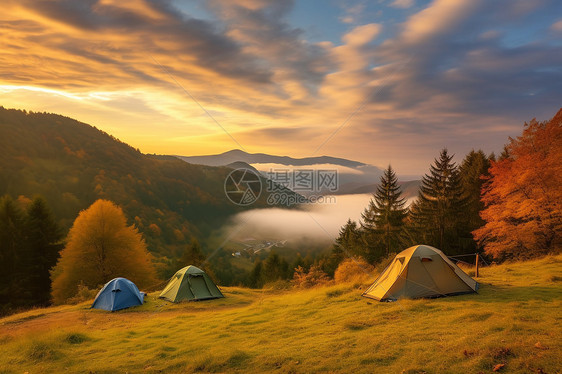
[225,193,419,245]
[226,194,373,243]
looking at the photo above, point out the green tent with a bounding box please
[159,265,224,302]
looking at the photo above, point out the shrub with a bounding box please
[292,265,331,288]
[66,282,98,304]
[334,257,375,284]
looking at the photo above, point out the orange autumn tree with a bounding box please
[473,109,562,260]
[51,199,157,304]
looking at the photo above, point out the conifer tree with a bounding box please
[24,196,63,306]
[0,195,62,312]
[262,251,288,284]
[361,165,408,256]
[0,196,24,312]
[458,150,491,250]
[334,219,362,259]
[292,253,306,272]
[410,149,467,253]
[177,237,217,280]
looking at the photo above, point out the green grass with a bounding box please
[0,256,561,373]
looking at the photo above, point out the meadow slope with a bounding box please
[0,256,561,373]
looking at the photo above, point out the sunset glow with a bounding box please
[2,0,561,174]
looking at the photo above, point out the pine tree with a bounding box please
[498,145,510,160]
[24,196,63,306]
[292,253,306,272]
[361,199,377,234]
[362,165,408,256]
[410,149,467,253]
[0,196,25,313]
[334,219,362,259]
[324,245,345,277]
[458,150,491,251]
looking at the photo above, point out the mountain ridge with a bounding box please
[176,149,367,168]
[176,150,421,197]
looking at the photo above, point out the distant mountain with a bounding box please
[225,161,260,173]
[177,149,420,197]
[0,107,297,276]
[177,149,367,168]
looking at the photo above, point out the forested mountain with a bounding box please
[0,107,284,271]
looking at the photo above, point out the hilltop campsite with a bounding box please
[1,1,562,372]
[0,255,561,373]
[0,106,560,373]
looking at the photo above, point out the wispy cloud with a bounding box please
[0,0,560,174]
[551,19,562,32]
[389,0,415,10]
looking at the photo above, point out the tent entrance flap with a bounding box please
[189,275,213,300]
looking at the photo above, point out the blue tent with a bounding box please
[91,278,145,311]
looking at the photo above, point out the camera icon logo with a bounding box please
[224,168,262,206]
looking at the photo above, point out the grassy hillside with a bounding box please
[0,255,560,373]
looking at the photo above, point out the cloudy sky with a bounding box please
[1,0,561,175]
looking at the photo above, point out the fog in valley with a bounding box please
[224,194,373,244]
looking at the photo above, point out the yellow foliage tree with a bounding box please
[51,199,157,304]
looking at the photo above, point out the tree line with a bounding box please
[329,148,491,268]
[0,196,62,315]
[329,109,561,267]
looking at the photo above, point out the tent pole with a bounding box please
[475,253,479,278]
